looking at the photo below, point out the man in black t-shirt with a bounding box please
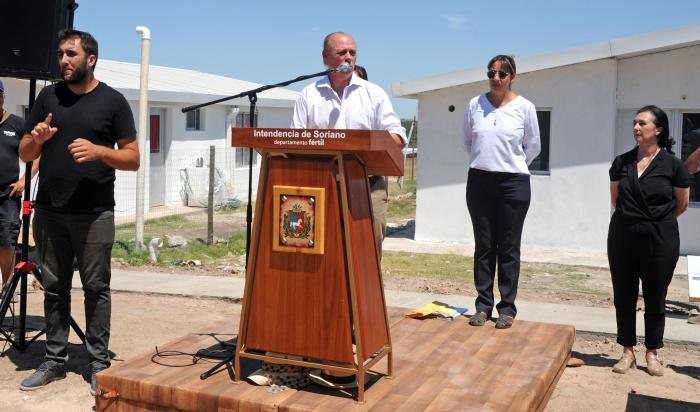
[0,80,38,286]
[18,30,139,394]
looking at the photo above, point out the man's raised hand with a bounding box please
[30,113,58,145]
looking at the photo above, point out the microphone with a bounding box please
[330,62,351,73]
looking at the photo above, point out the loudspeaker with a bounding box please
[0,0,78,80]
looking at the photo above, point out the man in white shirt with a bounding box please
[291,32,406,259]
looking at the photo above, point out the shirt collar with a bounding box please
[317,73,364,94]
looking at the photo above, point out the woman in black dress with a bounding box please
[608,105,689,376]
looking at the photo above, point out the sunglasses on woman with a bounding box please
[487,70,510,79]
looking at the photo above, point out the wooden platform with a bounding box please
[96,308,575,411]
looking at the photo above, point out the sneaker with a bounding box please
[90,363,109,396]
[19,360,66,391]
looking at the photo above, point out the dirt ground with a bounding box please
[0,291,697,411]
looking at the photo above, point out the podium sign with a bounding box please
[232,128,402,402]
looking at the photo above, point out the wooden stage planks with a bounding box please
[96,307,574,412]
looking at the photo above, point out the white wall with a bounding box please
[414,59,617,252]
[1,77,295,217]
[115,103,295,212]
[618,45,700,254]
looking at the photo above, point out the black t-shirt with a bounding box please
[24,82,136,212]
[609,147,690,222]
[0,112,23,189]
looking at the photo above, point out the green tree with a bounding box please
[401,118,418,148]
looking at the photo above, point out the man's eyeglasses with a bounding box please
[487,70,510,80]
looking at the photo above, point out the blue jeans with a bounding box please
[33,207,115,367]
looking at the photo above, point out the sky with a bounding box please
[72,1,700,119]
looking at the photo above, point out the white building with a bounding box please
[1,60,298,215]
[393,24,700,254]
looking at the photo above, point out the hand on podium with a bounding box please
[390,133,405,147]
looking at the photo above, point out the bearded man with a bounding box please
[18,29,139,394]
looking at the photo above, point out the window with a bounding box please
[149,114,160,153]
[186,109,203,131]
[234,111,259,167]
[680,112,700,202]
[529,110,551,174]
[235,111,258,128]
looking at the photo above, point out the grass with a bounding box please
[381,251,611,296]
[387,175,416,221]
[382,251,469,280]
[112,214,246,266]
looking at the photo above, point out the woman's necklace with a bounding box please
[637,146,661,177]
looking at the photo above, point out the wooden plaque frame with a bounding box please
[272,185,325,255]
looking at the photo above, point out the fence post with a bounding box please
[207,145,215,245]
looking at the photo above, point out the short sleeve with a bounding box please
[672,157,690,188]
[112,93,136,141]
[609,155,623,181]
[24,87,49,135]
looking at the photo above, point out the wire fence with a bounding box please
[114,145,255,228]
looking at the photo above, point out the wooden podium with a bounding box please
[231,128,403,402]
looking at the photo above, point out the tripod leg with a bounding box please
[0,267,22,325]
[70,318,86,344]
[0,267,23,345]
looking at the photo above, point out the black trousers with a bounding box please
[607,214,679,349]
[33,208,115,367]
[466,168,531,317]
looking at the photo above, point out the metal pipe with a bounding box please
[134,26,151,251]
[148,237,162,262]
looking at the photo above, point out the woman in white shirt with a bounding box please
[462,54,541,329]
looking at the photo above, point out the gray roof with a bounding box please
[393,23,700,98]
[95,59,298,108]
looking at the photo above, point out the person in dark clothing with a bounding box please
[608,105,689,376]
[18,30,139,394]
[0,80,39,285]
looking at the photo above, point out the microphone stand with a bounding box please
[181,66,340,380]
[182,66,341,264]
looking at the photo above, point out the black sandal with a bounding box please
[495,314,514,329]
[468,311,489,326]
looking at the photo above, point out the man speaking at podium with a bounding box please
[292,32,406,259]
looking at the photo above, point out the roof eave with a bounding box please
[393,23,700,97]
